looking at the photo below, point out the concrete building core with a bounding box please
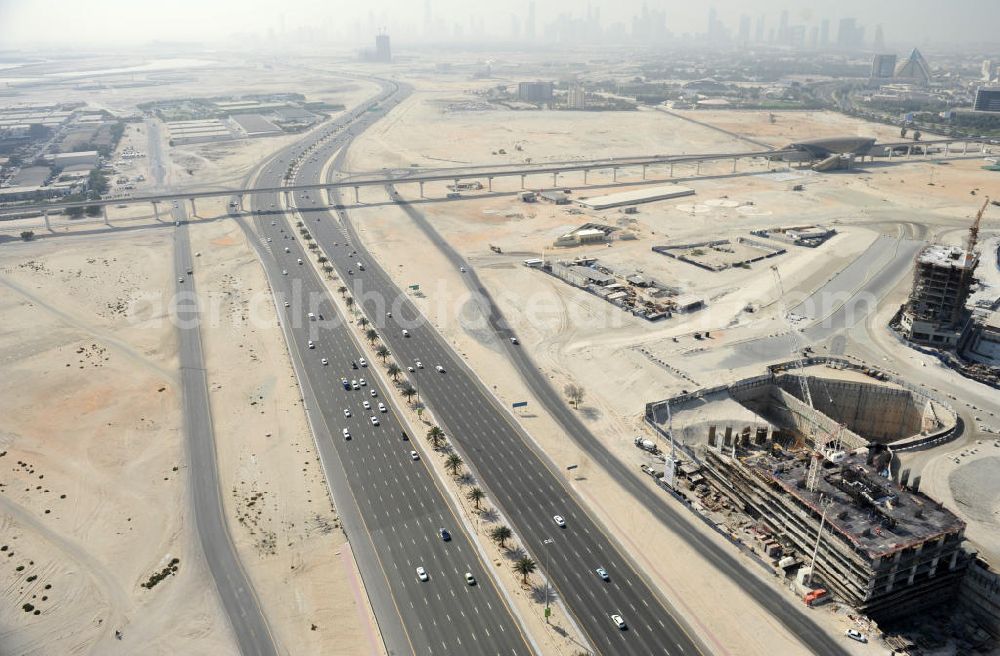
[702,444,967,621]
[900,245,978,347]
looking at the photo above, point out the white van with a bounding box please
[308,312,316,321]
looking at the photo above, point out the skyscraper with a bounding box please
[778,10,789,45]
[754,15,765,43]
[836,18,864,50]
[526,1,536,41]
[374,32,391,62]
[873,25,885,52]
[738,15,751,45]
[819,19,830,47]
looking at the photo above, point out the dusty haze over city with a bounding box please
[1,1,999,656]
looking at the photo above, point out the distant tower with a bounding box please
[819,19,830,47]
[754,15,765,43]
[873,24,885,52]
[738,15,751,46]
[374,31,391,62]
[526,1,536,41]
[982,59,995,82]
[778,10,789,44]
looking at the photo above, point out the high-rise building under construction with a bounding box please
[900,245,978,347]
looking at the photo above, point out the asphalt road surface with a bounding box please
[283,116,710,656]
[242,79,533,656]
[171,203,278,656]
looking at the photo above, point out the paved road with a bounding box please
[171,203,278,656]
[341,185,853,656]
[284,129,711,656]
[242,79,533,656]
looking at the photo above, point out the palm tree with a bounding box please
[489,525,512,550]
[317,255,328,263]
[376,345,390,362]
[445,453,464,476]
[365,328,379,344]
[426,426,444,449]
[466,487,485,510]
[337,286,347,297]
[345,297,355,311]
[387,362,401,381]
[401,382,417,404]
[513,556,537,585]
[358,316,369,328]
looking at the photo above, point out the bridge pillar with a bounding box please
[552,172,558,187]
[888,147,893,160]
[583,169,588,184]
[152,201,160,221]
[43,210,51,231]
[642,164,647,180]
[354,186,360,203]
[520,174,526,190]
[906,146,912,159]
[669,163,674,177]
[963,141,968,155]
[612,167,617,182]
[189,197,197,216]
[487,177,493,192]
[102,205,110,226]
[944,142,950,156]
[732,158,737,173]
[419,181,424,198]
[696,161,701,175]
[454,178,460,193]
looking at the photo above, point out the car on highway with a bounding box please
[178,277,184,283]
[362,400,370,410]
[407,365,415,372]
[460,266,466,273]
[465,572,476,586]
[359,357,367,367]
[553,515,566,528]
[351,380,359,390]
[343,408,351,418]
[510,337,519,345]
[378,402,387,413]
[342,428,351,441]
[341,378,350,390]
[283,301,290,308]
[307,340,315,349]
[595,567,609,581]
[845,629,867,643]
[416,566,428,582]
[410,450,420,460]
[402,329,410,337]
[438,528,451,542]
[271,221,276,226]
[282,269,288,275]
[266,237,272,242]
[321,358,328,366]
[284,247,290,253]
[370,416,380,426]
[401,431,409,441]
[435,365,445,373]
[611,614,626,630]
[359,378,367,386]
[370,389,378,397]
[415,361,424,369]
[297,258,303,265]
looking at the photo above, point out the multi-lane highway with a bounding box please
[278,94,709,656]
[241,79,533,656]
[171,203,278,656]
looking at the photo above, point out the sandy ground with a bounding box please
[187,200,383,656]
[340,88,1000,654]
[0,228,235,654]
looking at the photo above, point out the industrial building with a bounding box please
[899,244,978,347]
[702,443,967,621]
[973,87,1000,113]
[517,81,554,104]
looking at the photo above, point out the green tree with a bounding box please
[387,363,401,381]
[401,382,417,404]
[365,328,379,344]
[466,487,485,510]
[376,345,390,362]
[358,316,369,328]
[66,206,85,219]
[345,297,355,311]
[513,556,537,585]
[84,205,102,217]
[426,425,445,449]
[489,525,512,550]
[337,286,347,297]
[445,453,464,476]
[564,384,585,409]
[20,231,35,241]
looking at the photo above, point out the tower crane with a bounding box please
[770,265,814,409]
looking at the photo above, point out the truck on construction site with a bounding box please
[634,436,659,454]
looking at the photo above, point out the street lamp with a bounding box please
[542,538,554,621]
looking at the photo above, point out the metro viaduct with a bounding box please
[1,137,991,222]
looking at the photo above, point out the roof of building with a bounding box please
[786,137,877,157]
[895,48,931,84]
[917,244,977,269]
[743,448,964,558]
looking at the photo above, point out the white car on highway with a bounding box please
[343,408,351,417]
[611,614,626,630]
[410,450,420,461]
[307,340,315,349]
[359,357,367,367]
[370,389,378,397]
[378,402,387,413]
[359,378,367,387]
[402,329,410,337]
[362,400,370,410]
[370,416,380,426]
[553,515,566,528]
[435,365,445,373]
[321,358,328,366]
[415,361,423,369]
[416,566,428,582]
[342,428,351,440]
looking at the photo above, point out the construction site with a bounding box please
[644,357,972,625]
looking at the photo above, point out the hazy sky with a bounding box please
[1,0,999,48]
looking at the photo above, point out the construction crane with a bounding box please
[966,197,989,266]
[770,265,814,409]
